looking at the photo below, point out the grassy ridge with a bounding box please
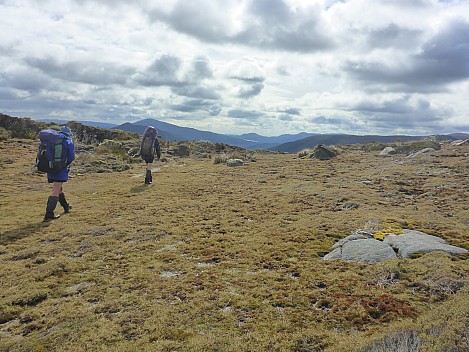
[0,138,468,351]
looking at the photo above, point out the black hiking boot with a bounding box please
[59,192,72,213]
[145,169,152,184]
[43,196,60,222]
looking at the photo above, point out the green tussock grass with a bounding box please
[1,139,468,351]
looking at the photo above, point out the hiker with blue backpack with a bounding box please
[36,126,75,222]
[140,126,161,184]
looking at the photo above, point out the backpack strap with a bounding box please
[54,139,64,163]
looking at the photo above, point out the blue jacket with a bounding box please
[47,134,75,182]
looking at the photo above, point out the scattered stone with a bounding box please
[379,147,397,156]
[309,145,337,160]
[342,203,359,210]
[127,146,140,157]
[160,271,181,278]
[450,139,469,146]
[65,282,95,295]
[226,159,245,167]
[407,148,436,158]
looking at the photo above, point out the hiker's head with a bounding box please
[59,126,72,137]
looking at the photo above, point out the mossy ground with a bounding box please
[1,139,468,351]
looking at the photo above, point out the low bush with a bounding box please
[0,127,11,140]
[213,155,227,165]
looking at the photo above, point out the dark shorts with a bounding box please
[48,179,67,183]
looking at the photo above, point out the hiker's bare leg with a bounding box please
[51,182,63,197]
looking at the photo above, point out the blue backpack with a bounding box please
[140,126,158,158]
[36,129,67,173]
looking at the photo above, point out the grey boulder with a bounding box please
[379,147,397,156]
[226,159,245,167]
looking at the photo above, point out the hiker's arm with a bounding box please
[154,139,161,159]
[67,141,75,165]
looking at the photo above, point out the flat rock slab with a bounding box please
[384,229,468,258]
[324,229,467,263]
[325,238,398,263]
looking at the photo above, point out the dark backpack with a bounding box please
[36,129,67,173]
[140,126,158,157]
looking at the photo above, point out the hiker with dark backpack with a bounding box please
[36,126,75,222]
[140,126,161,184]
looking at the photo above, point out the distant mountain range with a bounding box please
[32,116,469,153]
[112,119,319,150]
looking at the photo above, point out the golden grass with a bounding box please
[1,139,468,351]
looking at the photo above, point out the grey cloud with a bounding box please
[347,97,449,129]
[416,20,469,80]
[185,57,213,82]
[378,0,432,7]
[169,98,214,113]
[450,122,469,132]
[169,104,200,113]
[234,17,332,53]
[208,105,222,116]
[1,67,53,93]
[168,115,191,121]
[133,54,182,87]
[149,2,228,44]
[0,88,20,100]
[367,24,423,49]
[311,115,351,125]
[278,114,293,121]
[149,0,334,53]
[228,110,264,119]
[2,93,105,118]
[366,112,443,130]
[344,20,469,91]
[276,66,290,76]
[172,85,221,100]
[351,97,414,114]
[238,0,334,52]
[229,75,265,83]
[238,83,264,98]
[226,60,266,83]
[278,107,301,115]
[248,0,291,25]
[25,56,132,85]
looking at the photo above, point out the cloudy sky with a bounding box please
[1,0,469,136]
